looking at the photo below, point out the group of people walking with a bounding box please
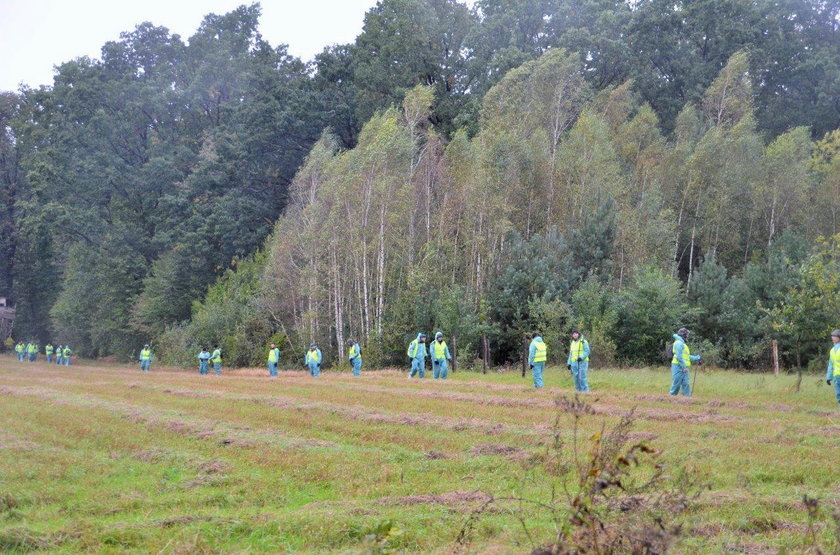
[528,327,701,396]
[132,344,223,375]
[528,330,591,391]
[299,340,363,377]
[406,332,452,379]
[22,324,834,406]
[14,342,72,365]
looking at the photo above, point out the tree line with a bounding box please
[0,1,838,370]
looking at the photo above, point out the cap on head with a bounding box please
[435,332,443,339]
[832,329,840,338]
[677,327,690,339]
[310,343,317,348]
[144,344,149,347]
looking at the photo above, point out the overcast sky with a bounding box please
[0,0,389,92]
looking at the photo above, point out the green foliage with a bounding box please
[352,0,475,138]
[488,228,574,363]
[10,220,59,344]
[157,252,271,368]
[527,295,572,365]
[571,278,619,365]
[568,198,616,284]
[762,234,840,368]
[616,267,693,365]
[50,243,144,358]
[688,255,762,367]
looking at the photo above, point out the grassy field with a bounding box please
[0,355,838,553]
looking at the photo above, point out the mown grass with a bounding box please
[0,355,838,553]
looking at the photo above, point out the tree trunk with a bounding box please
[451,335,457,374]
[376,200,387,337]
[686,197,701,294]
[331,240,344,353]
[482,334,488,374]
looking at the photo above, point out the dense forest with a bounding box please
[1,1,839,370]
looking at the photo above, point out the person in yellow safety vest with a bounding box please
[26,342,37,362]
[825,329,840,406]
[528,333,548,389]
[305,343,322,377]
[567,330,591,392]
[670,328,700,396]
[15,342,24,362]
[347,339,362,376]
[197,347,211,375]
[407,333,428,379]
[267,343,280,377]
[55,345,63,365]
[430,332,452,380]
[62,345,72,366]
[210,345,222,375]
[45,343,54,364]
[139,344,152,372]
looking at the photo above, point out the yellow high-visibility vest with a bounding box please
[140,348,151,361]
[533,340,547,363]
[432,341,448,360]
[569,339,589,362]
[268,348,279,363]
[672,341,692,367]
[830,345,840,376]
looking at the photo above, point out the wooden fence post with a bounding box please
[771,339,780,376]
[522,336,528,377]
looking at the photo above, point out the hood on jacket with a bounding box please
[435,331,443,340]
[672,333,684,342]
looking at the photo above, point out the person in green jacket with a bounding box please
[197,347,211,375]
[407,333,428,379]
[15,342,24,362]
[26,342,37,362]
[267,343,280,377]
[670,328,700,396]
[347,339,362,376]
[139,344,152,372]
[429,332,452,379]
[528,333,548,389]
[567,330,591,392]
[62,345,72,366]
[210,345,222,375]
[305,343,322,377]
